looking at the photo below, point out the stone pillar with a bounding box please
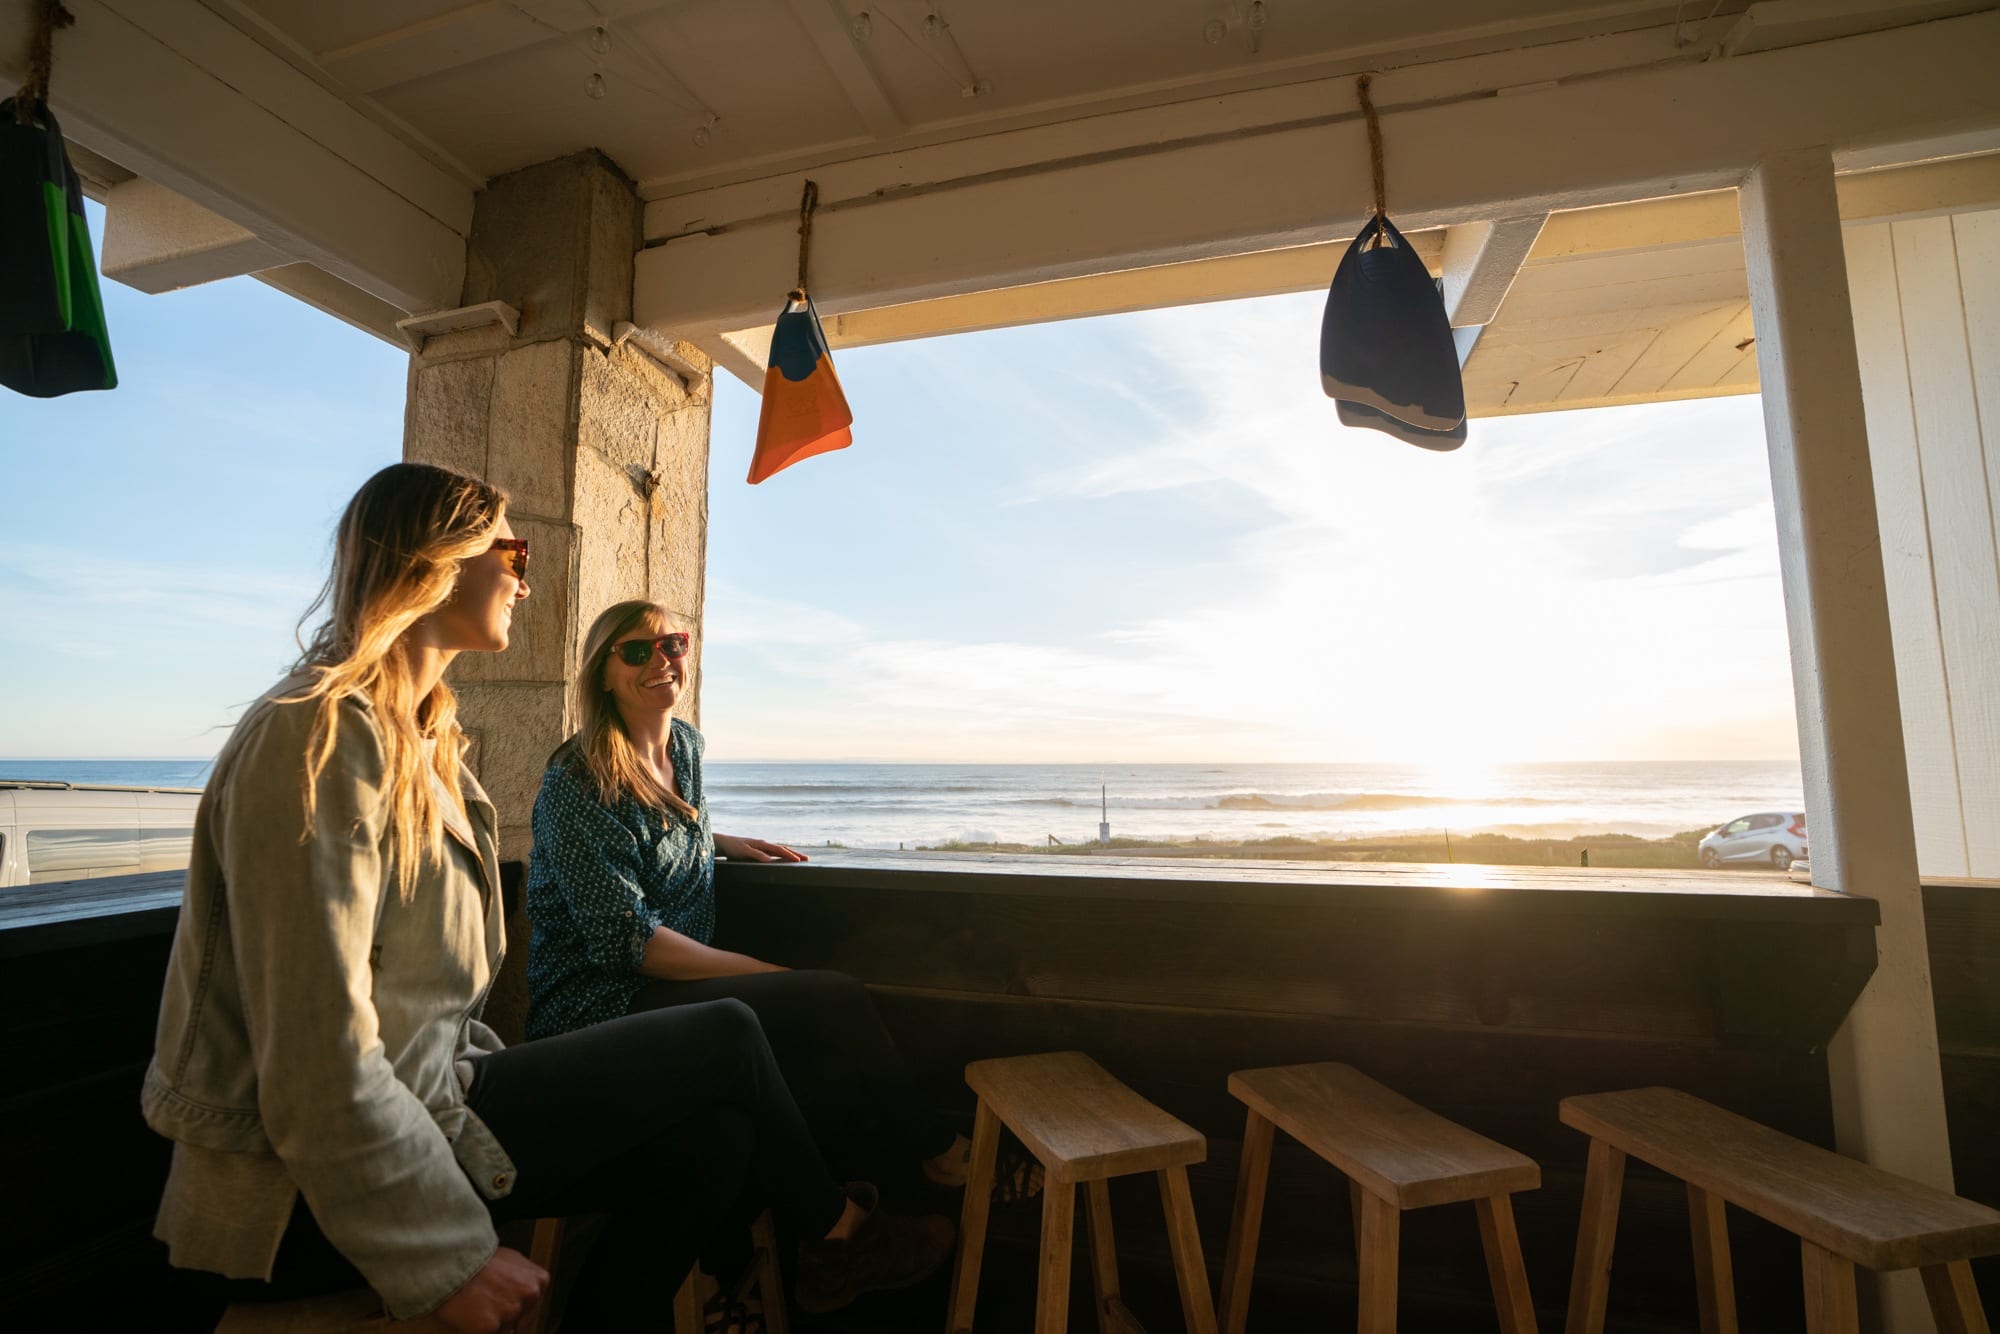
[401,151,713,859]
[1740,148,1951,1333]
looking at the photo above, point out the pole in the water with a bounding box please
[1099,774,1111,845]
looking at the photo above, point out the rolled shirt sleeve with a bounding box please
[220,701,496,1317]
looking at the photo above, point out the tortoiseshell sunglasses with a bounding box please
[489,538,529,580]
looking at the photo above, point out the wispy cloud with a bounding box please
[0,541,321,645]
[705,292,1799,763]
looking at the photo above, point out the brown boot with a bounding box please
[795,1182,956,1314]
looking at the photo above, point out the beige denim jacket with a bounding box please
[142,675,515,1318]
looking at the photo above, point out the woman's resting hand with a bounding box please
[435,1246,549,1333]
[714,833,808,863]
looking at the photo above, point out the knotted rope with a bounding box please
[792,178,819,301]
[1356,73,1389,246]
[14,0,75,123]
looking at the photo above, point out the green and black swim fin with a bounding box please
[0,97,116,398]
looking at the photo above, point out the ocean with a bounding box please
[1,758,1802,849]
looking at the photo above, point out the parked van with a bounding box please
[0,782,202,889]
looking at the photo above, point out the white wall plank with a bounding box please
[1846,222,1968,877]
[1946,210,2000,877]
[1892,217,2000,877]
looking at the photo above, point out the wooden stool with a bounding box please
[947,1051,1217,1334]
[1217,1062,1540,1334]
[528,1208,788,1334]
[1561,1087,2000,1334]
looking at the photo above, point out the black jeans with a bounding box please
[630,969,959,1175]
[206,999,847,1333]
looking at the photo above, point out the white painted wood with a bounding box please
[1609,302,1745,398]
[99,176,287,293]
[633,13,2000,344]
[395,300,522,346]
[1892,217,2000,878]
[1675,307,1761,391]
[1844,222,1972,879]
[0,0,470,314]
[1739,147,1953,1334]
[638,23,1711,215]
[1957,213,2000,536]
[251,262,407,346]
[782,0,905,139]
[683,154,1996,396]
[1441,215,1547,327]
[1553,329,1657,404]
[1950,210,2000,879]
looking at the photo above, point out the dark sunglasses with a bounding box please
[489,538,530,580]
[614,633,691,666]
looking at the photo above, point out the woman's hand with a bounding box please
[435,1246,549,1334]
[714,833,808,863]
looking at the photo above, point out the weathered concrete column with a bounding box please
[1740,147,1953,1333]
[401,151,712,858]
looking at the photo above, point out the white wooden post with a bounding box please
[1739,147,1955,1333]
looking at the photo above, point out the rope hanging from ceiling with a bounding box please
[1356,73,1388,246]
[14,0,75,123]
[794,178,820,299]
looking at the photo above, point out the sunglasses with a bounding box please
[490,538,530,581]
[614,633,691,667]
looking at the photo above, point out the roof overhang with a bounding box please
[5,0,1998,413]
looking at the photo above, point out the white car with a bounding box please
[1698,811,1808,870]
[0,782,201,888]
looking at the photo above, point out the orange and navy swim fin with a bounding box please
[748,291,852,484]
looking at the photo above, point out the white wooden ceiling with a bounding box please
[1464,236,1760,414]
[232,0,1737,196]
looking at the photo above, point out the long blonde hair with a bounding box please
[290,462,508,895]
[566,599,699,821]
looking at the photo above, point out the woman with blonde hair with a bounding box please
[146,464,950,1334]
[526,600,1011,1202]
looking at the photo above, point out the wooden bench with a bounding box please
[947,1051,1217,1334]
[1218,1062,1541,1334]
[1561,1086,2000,1334]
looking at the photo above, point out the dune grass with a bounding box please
[918,828,1719,869]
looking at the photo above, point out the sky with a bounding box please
[0,203,1802,764]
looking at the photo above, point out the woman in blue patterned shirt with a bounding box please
[526,600,984,1193]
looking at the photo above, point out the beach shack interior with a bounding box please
[4,1,1999,1330]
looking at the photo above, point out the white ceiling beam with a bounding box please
[1527,151,2000,261]
[783,0,904,139]
[0,0,473,314]
[700,330,773,391]
[253,262,409,346]
[99,176,289,293]
[634,11,2000,347]
[706,151,1996,386]
[1439,214,1547,328]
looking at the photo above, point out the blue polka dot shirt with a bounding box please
[524,720,714,1040]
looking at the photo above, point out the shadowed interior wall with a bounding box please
[1,872,1990,1329]
[709,862,1896,1332]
